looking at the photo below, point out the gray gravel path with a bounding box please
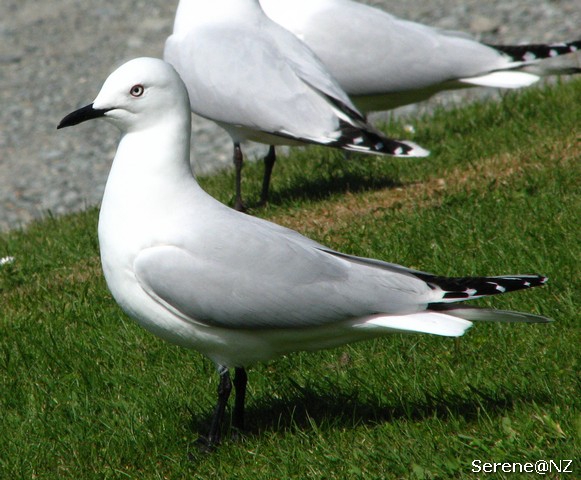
[1,0,580,231]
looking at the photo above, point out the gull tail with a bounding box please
[460,71,541,89]
[355,312,473,337]
[428,304,552,323]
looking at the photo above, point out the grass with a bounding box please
[1,79,580,479]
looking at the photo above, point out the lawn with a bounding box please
[1,79,579,479]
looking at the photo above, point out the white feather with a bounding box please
[460,71,541,89]
[355,312,472,337]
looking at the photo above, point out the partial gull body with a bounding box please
[58,57,551,448]
[163,0,428,210]
[260,0,581,112]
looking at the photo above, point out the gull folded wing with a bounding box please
[133,243,433,330]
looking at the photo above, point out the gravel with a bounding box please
[1,0,580,232]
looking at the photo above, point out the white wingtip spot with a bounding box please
[353,136,364,145]
[401,141,430,158]
[549,49,558,57]
[394,147,403,155]
[523,51,537,61]
[495,284,507,293]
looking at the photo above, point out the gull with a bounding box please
[58,57,551,449]
[260,0,581,112]
[163,0,429,211]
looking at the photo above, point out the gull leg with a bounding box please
[197,365,232,450]
[232,367,248,438]
[259,146,277,206]
[233,143,246,212]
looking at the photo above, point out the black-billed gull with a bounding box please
[58,57,551,449]
[260,0,581,112]
[163,0,429,210]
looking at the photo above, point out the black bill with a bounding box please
[57,103,111,129]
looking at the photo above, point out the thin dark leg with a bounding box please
[198,366,232,449]
[233,143,246,212]
[232,367,248,432]
[259,145,277,206]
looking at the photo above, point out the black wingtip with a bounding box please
[417,273,548,301]
[490,39,581,63]
[334,120,430,157]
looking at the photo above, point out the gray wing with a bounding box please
[164,21,363,141]
[133,228,432,330]
[265,16,363,120]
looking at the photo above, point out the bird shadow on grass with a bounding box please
[248,386,549,435]
[245,154,408,208]
[189,381,552,446]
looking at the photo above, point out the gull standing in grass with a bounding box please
[163,0,429,211]
[58,57,551,449]
[260,0,581,112]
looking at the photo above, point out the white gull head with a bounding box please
[59,57,191,133]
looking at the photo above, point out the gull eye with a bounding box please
[130,84,145,97]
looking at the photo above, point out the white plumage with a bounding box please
[58,57,550,447]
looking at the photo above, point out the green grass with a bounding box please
[1,80,580,479]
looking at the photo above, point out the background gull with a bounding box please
[163,0,428,210]
[58,57,550,448]
[260,0,581,113]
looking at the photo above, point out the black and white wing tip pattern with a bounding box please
[419,273,548,301]
[333,120,430,158]
[312,88,430,158]
[490,39,581,65]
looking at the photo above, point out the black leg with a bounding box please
[259,145,277,206]
[232,367,248,433]
[233,143,246,212]
[197,366,232,450]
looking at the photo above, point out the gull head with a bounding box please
[58,57,190,133]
